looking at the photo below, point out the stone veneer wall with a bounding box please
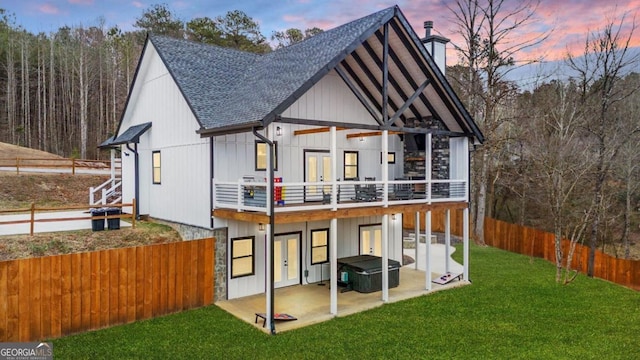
[149,218,228,302]
[403,119,450,184]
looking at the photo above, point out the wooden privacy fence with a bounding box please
[403,208,465,235]
[0,201,136,235]
[484,217,640,291]
[402,210,638,290]
[0,157,112,175]
[0,238,215,342]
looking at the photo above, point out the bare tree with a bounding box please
[521,80,595,283]
[567,12,640,276]
[448,0,549,244]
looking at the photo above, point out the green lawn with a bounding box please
[53,244,640,359]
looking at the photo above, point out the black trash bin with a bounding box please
[106,207,121,230]
[90,208,105,231]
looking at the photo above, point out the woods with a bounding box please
[447,0,640,279]
[0,4,319,158]
[1,2,639,278]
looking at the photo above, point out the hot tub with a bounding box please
[337,255,401,293]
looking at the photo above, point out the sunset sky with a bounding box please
[2,0,639,64]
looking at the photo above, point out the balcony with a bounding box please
[212,178,467,214]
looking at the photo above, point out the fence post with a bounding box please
[16,157,20,175]
[30,203,35,235]
[89,187,95,206]
[72,158,76,175]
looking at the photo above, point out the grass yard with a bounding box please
[52,244,640,359]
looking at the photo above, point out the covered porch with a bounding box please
[216,265,468,333]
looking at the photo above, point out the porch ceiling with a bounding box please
[212,201,468,224]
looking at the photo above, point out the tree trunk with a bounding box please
[474,150,488,245]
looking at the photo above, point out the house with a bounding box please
[100,5,483,331]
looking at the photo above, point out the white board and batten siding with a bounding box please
[214,69,404,184]
[119,42,211,229]
[226,215,403,300]
[449,137,470,201]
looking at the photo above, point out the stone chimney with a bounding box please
[421,20,450,75]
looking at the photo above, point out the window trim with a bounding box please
[343,151,359,180]
[310,228,329,265]
[231,236,255,279]
[381,151,396,164]
[255,141,278,171]
[152,150,161,184]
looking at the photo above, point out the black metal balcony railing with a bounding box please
[213,179,467,213]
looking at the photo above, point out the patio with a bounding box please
[216,265,469,333]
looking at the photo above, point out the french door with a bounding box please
[274,233,301,288]
[304,150,331,202]
[360,225,382,256]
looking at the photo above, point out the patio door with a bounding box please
[304,150,331,202]
[360,225,382,256]
[274,233,300,288]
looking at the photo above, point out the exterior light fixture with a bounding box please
[359,136,365,142]
[276,126,282,136]
[259,223,265,231]
[391,214,397,221]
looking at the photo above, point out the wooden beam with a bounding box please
[212,202,468,225]
[346,131,403,139]
[293,127,346,136]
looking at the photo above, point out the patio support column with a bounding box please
[330,218,338,314]
[330,126,337,210]
[426,133,432,202]
[445,209,451,274]
[463,207,470,281]
[414,212,420,270]
[382,130,389,207]
[425,210,432,291]
[265,224,273,330]
[382,214,389,302]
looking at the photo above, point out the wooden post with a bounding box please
[72,158,76,175]
[30,203,35,236]
[131,199,136,228]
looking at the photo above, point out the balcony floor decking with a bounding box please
[212,200,468,224]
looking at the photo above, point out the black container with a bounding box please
[337,255,401,293]
[105,208,121,230]
[90,208,105,231]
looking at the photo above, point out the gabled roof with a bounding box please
[124,5,483,143]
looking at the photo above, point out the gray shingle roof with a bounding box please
[149,6,395,132]
[110,122,152,146]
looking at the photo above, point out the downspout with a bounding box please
[126,143,140,219]
[252,127,276,335]
[210,137,215,228]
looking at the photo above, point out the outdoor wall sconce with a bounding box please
[258,223,265,231]
[276,126,282,136]
[391,214,397,221]
[359,136,365,142]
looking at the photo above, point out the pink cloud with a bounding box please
[37,3,61,15]
[68,0,94,4]
[132,1,145,9]
[283,14,306,23]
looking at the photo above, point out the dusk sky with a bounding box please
[2,0,639,64]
